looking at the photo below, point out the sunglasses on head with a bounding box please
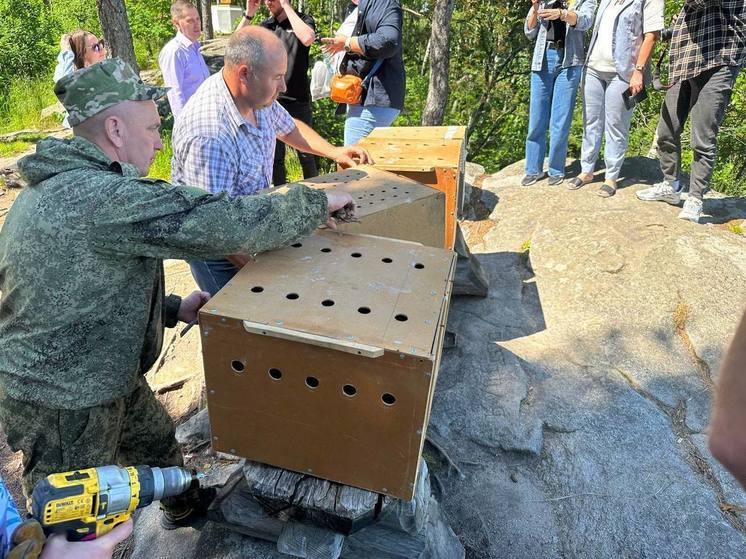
[91,41,105,53]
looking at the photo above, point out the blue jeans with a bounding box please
[189,258,239,296]
[344,105,401,145]
[525,48,582,177]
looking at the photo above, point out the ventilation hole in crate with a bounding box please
[414,263,425,269]
[291,243,302,248]
[286,293,299,300]
[368,202,374,205]
[381,190,387,193]
[305,376,319,389]
[381,257,393,263]
[382,393,396,406]
[268,368,282,380]
[321,299,335,307]
[251,286,264,293]
[356,205,361,209]
[393,195,398,198]
[320,247,332,253]
[392,186,398,189]
[358,306,371,314]
[351,252,362,258]
[357,196,363,200]
[395,314,408,322]
[231,360,245,373]
[404,191,410,194]
[343,384,357,397]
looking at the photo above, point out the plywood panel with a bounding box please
[263,166,445,249]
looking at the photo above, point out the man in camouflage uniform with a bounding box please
[0,58,352,528]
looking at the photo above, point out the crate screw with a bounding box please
[416,429,422,435]
[213,436,218,441]
[229,448,236,454]
[220,318,226,323]
[209,389,215,395]
[307,469,313,473]
[381,488,388,493]
[210,309,218,313]
[399,354,405,360]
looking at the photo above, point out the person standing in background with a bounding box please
[243,0,319,185]
[158,0,211,119]
[321,0,405,145]
[522,0,597,186]
[635,0,745,223]
[53,30,107,128]
[569,0,663,197]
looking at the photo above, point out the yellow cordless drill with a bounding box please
[30,465,201,541]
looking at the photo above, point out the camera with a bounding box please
[660,27,673,41]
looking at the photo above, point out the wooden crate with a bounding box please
[358,126,467,250]
[200,231,456,500]
[265,165,446,248]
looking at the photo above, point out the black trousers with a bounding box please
[274,99,319,186]
[656,64,740,199]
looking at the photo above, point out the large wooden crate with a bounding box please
[265,165,446,248]
[358,126,467,250]
[200,231,456,500]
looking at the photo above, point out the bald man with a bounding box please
[0,58,353,530]
[172,26,371,295]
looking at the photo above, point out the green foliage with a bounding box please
[0,0,57,86]
[128,0,175,69]
[148,129,173,181]
[0,77,59,134]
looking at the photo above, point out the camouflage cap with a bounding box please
[54,58,168,126]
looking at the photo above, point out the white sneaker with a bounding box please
[635,180,681,205]
[678,197,703,223]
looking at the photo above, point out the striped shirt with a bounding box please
[171,71,296,196]
[669,0,746,84]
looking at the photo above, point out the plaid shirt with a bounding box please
[171,71,296,196]
[669,0,746,84]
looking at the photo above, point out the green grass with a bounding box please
[728,222,744,236]
[520,239,531,253]
[147,130,173,181]
[0,76,59,134]
[0,140,34,157]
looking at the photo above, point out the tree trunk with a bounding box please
[95,0,139,74]
[421,0,455,126]
[201,0,214,40]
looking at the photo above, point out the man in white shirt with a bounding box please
[158,0,211,119]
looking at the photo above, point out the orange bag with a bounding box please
[330,74,364,105]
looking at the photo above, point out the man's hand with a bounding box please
[177,290,211,323]
[629,70,644,96]
[246,0,260,17]
[332,146,373,168]
[325,190,355,230]
[39,520,133,559]
[321,35,347,56]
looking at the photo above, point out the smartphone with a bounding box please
[622,87,647,110]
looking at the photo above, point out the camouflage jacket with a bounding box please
[0,137,327,409]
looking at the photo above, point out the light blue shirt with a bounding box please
[158,32,211,118]
[525,0,597,71]
[171,71,297,196]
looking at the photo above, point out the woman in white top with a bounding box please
[568,0,663,196]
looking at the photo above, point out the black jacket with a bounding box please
[341,0,405,110]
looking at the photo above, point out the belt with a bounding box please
[547,39,565,50]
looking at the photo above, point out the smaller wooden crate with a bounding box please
[358,126,467,250]
[265,165,446,248]
[200,231,456,500]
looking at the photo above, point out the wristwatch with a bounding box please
[344,36,352,52]
[244,11,252,19]
[634,64,645,72]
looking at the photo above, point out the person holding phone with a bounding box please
[568,0,662,196]
[523,0,597,187]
